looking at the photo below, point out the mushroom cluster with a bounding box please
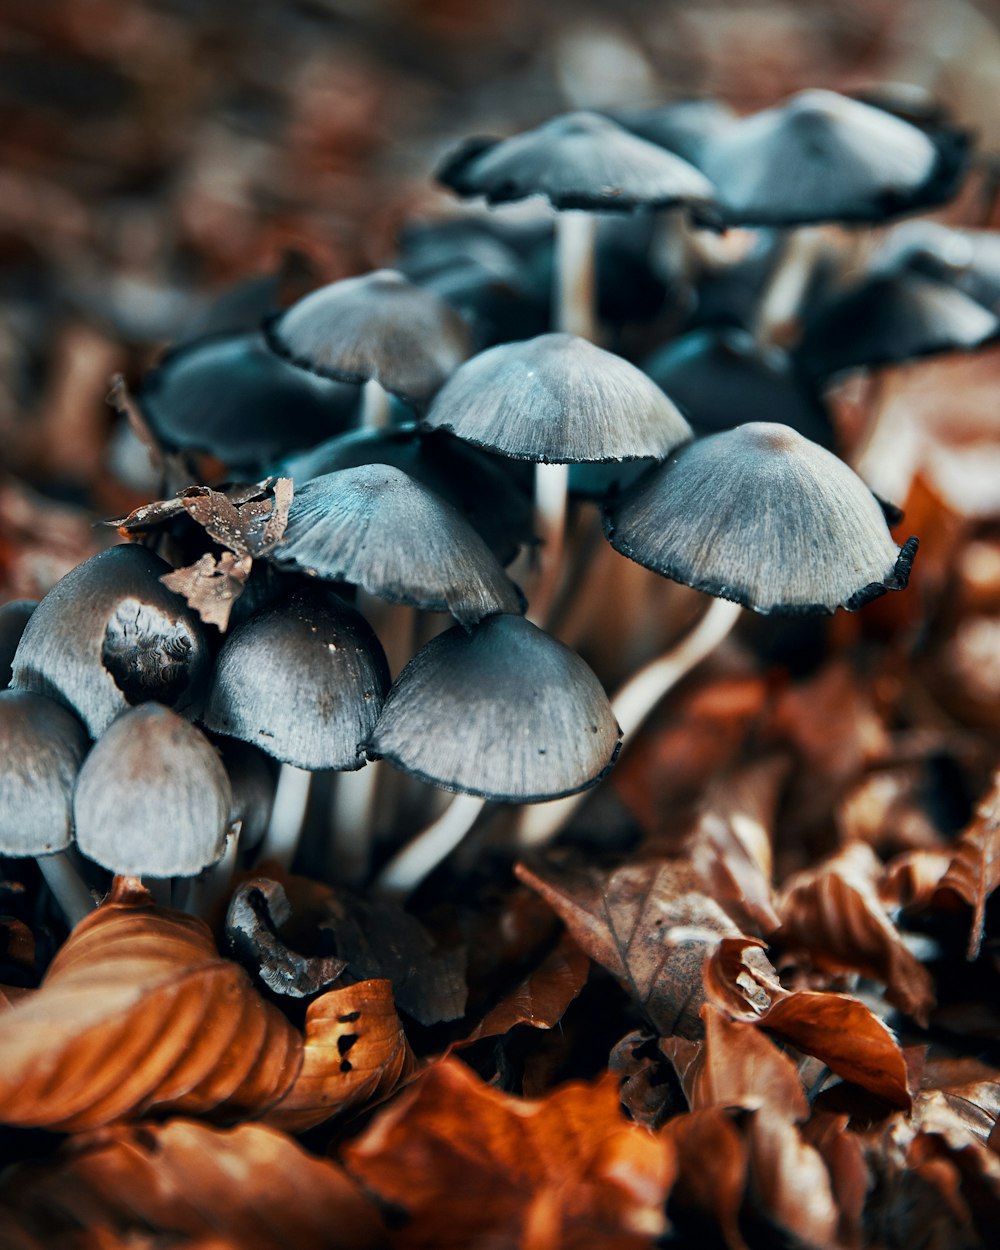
[10,83,988,915]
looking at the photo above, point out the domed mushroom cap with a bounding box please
[74,703,232,878]
[875,222,1000,314]
[270,464,525,627]
[642,328,833,446]
[264,270,471,406]
[368,613,620,802]
[0,690,88,856]
[796,273,999,380]
[614,98,735,165]
[603,423,918,615]
[0,599,36,689]
[423,333,692,463]
[11,545,210,739]
[279,424,533,566]
[437,110,716,214]
[699,89,959,226]
[139,332,357,470]
[203,589,390,771]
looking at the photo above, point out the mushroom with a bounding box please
[74,703,232,879]
[369,613,620,895]
[10,544,211,738]
[0,600,36,689]
[437,110,716,341]
[268,464,525,629]
[264,269,471,428]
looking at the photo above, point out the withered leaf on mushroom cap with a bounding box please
[265,269,470,405]
[437,109,716,215]
[423,332,692,464]
[74,704,232,878]
[604,422,918,615]
[369,614,620,803]
[0,690,89,857]
[203,588,390,771]
[11,544,210,738]
[270,464,524,627]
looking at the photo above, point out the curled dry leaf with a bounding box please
[745,1107,841,1250]
[343,1057,675,1250]
[804,1113,869,1250]
[777,841,936,1024]
[456,930,590,1046]
[935,770,1000,959]
[0,879,302,1131]
[705,938,912,1109]
[160,550,253,631]
[266,978,415,1133]
[662,1107,749,1250]
[516,858,747,1038]
[920,1056,1000,1146]
[880,848,954,911]
[0,1118,386,1250]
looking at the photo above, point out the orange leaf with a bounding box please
[662,1107,749,1250]
[777,842,935,1024]
[343,1057,674,1250]
[936,770,1000,959]
[0,1118,385,1250]
[266,978,414,1132]
[0,880,301,1130]
[745,1107,840,1250]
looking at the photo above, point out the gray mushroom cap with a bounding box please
[10,545,210,739]
[270,464,525,627]
[202,589,390,771]
[264,269,471,406]
[423,333,693,464]
[437,110,716,215]
[699,89,945,226]
[0,690,89,856]
[603,423,918,616]
[367,613,621,802]
[74,703,232,878]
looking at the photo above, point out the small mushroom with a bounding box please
[367,613,621,803]
[264,269,471,412]
[269,464,525,628]
[0,690,89,856]
[10,545,210,739]
[202,588,390,772]
[603,422,917,615]
[74,703,232,878]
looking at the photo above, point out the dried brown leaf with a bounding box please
[662,1107,749,1250]
[0,879,301,1130]
[0,1118,385,1250]
[745,1107,841,1250]
[516,858,744,1038]
[921,1057,1000,1146]
[266,978,415,1133]
[344,1057,674,1250]
[181,479,291,559]
[881,848,954,911]
[804,1114,869,1250]
[936,771,1000,959]
[160,550,252,630]
[457,930,590,1045]
[778,841,936,1024]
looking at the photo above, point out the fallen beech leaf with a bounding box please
[662,1107,749,1250]
[920,1056,1000,1146]
[266,978,415,1133]
[609,1030,683,1130]
[777,841,935,1024]
[0,1118,385,1250]
[181,480,291,559]
[880,848,954,911]
[804,1114,869,1250]
[226,878,346,998]
[668,1005,808,1121]
[516,859,745,1038]
[704,939,912,1108]
[746,1107,840,1250]
[935,770,1000,959]
[343,1057,674,1250]
[0,880,301,1130]
[456,930,590,1045]
[160,550,253,630]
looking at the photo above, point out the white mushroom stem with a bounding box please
[257,763,312,869]
[361,377,392,430]
[528,461,570,627]
[329,762,382,885]
[754,226,826,348]
[555,210,598,341]
[517,595,743,847]
[196,824,242,916]
[374,791,486,900]
[36,850,95,927]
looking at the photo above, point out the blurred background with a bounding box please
[3,0,1000,601]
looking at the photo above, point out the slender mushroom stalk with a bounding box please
[36,852,95,928]
[258,763,313,870]
[376,791,487,899]
[529,462,570,625]
[360,378,393,430]
[554,210,598,340]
